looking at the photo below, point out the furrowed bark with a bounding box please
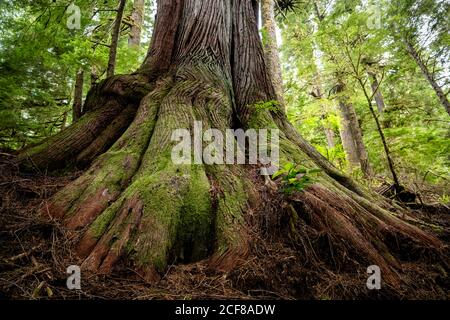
[338,108,359,167]
[17,74,152,170]
[138,0,183,77]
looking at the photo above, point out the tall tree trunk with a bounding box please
[128,0,145,47]
[368,71,385,113]
[335,82,372,176]
[324,123,335,149]
[107,0,127,78]
[261,0,285,107]
[16,0,442,290]
[72,69,84,123]
[405,39,450,116]
[338,107,359,168]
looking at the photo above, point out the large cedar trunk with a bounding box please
[16,0,444,289]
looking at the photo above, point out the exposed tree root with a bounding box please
[16,74,153,171]
[2,150,449,299]
[36,64,255,281]
[26,60,445,290]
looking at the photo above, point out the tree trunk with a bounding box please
[107,0,127,78]
[405,39,450,116]
[368,71,385,113]
[16,0,443,290]
[128,0,145,47]
[72,69,84,123]
[90,65,99,88]
[338,107,359,168]
[357,77,401,188]
[335,82,372,176]
[261,0,285,107]
[61,111,68,130]
[324,123,335,149]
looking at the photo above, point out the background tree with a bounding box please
[128,0,145,47]
[0,0,154,149]
[106,0,127,77]
[388,0,450,116]
[280,0,449,188]
[262,0,285,106]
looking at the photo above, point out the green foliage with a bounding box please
[252,100,280,112]
[0,0,154,150]
[279,0,449,193]
[272,162,321,195]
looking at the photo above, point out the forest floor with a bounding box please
[1,155,449,300]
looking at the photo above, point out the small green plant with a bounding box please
[439,193,449,205]
[252,100,280,112]
[272,162,321,195]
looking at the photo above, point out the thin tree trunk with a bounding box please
[72,69,84,123]
[368,71,385,113]
[107,0,127,78]
[261,0,285,106]
[313,0,324,22]
[357,77,400,187]
[405,39,450,116]
[128,0,145,47]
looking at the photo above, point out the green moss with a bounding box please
[119,159,215,270]
[209,166,248,254]
[89,204,118,238]
[247,109,278,130]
